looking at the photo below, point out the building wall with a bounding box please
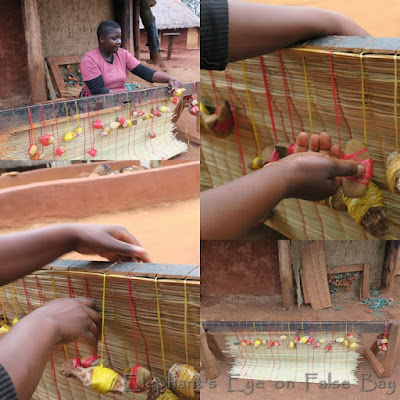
[201,241,281,296]
[291,240,386,285]
[37,0,115,57]
[140,28,199,52]
[0,1,30,109]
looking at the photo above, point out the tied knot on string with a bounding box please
[343,148,373,185]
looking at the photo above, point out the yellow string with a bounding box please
[91,365,118,394]
[126,92,130,117]
[288,323,291,339]
[65,103,70,132]
[74,100,80,127]
[157,389,178,400]
[241,60,261,157]
[9,283,18,317]
[0,288,8,323]
[155,277,167,382]
[342,181,385,224]
[184,279,189,366]
[394,54,399,153]
[360,52,368,148]
[100,273,107,367]
[176,365,196,398]
[302,56,314,135]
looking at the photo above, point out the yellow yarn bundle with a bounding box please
[91,366,119,394]
[176,365,197,399]
[342,181,384,224]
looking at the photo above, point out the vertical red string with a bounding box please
[67,276,80,359]
[52,103,61,148]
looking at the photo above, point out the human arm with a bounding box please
[227,1,370,62]
[200,153,365,239]
[0,224,151,286]
[200,0,369,70]
[0,298,100,400]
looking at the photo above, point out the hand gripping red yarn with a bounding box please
[342,148,373,185]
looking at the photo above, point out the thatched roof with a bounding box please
[139,0,200,30]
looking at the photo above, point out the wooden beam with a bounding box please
[21,0,47,103]
[200,325,218,379]
[278,240,294,309]
[0,81,199,136]
[117,0,134,55]
[382,241,400,292]
[133,0,140,59]
[361,264,371,300]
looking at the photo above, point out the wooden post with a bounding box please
[21,0,47,104]
[117,0,134,55]
[133,0,140,59]
[278,240,294,309]
[361,264,371,300]
[381,241,400,292]
[200,325,218,379]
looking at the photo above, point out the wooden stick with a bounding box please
[21,0,47,103]
[381,241,400,292]
[200,325,218,379]
[278,240,294,309]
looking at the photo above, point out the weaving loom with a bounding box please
[0,259,200,399]
[200,36,400,239]
[203,320,400,384]
[0,82,198,161]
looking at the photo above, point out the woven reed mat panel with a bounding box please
[200,37,400,239]
[225,331,361,384]
[0,260,200,400]
[300,242,331,310]
[0,82,199,161]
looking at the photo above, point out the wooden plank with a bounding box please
[382,323,400,377]
[118,0,134,56]
[202,320,399,334]
[47,57,67,97]
[361,264,371,300]
[300,242,331,310]
[206,332,225,359]
[0,81,199,136]
[133,0,140,59]
[200,325,218,379]
[326,264,365,274]
[364,347,386,378]
[297,36,400,55]
[278,240,294,309]
[300,268,310,304]
[21,0,47,103]
[382,241,400,292]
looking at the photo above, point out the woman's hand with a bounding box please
[71,224,151,263]
[33,298,101,355]
[277,152,365,201]
[168,77,182,92]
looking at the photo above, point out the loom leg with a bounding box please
[200,325,218,379]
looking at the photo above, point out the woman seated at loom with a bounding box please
[80,20,181,96]
[200,0,370,239]
[0,224,150,400]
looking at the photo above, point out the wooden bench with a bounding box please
[163,32,181,60]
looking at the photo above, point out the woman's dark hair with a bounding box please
[97,21,121,40]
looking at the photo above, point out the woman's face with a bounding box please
[100,28,122,54]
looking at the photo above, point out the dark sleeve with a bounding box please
[0,364,18,400]
[200,0,229,71]
[130,64,156,83]
[85,75,110,95]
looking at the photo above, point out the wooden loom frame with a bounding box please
[201,320,400,380]
[0,259,200,399]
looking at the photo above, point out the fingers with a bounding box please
[330,144,341,159]
[295,132,309,153]
[318,132,332,156]
[80,329,98,356]
[109,238,151,263]
[75,298,96,309]
[330,158,366,178]
[309,134,320,152]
